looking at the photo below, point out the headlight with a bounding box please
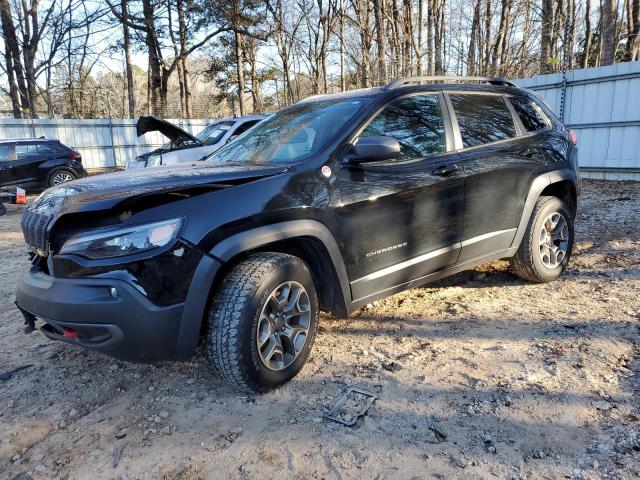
[60,218,183,259]
[146,155,162,167]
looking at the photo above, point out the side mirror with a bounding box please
[346,136,401,164]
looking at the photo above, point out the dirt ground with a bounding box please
[1,179,639,480]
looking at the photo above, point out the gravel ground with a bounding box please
[1,179,639,480]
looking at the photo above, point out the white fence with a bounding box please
[515,62,640,180]
[1,63,640,178]
[0,118,215,171]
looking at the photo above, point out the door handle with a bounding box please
[431,164,461,176]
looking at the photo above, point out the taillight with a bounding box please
[69,150,81,161]
[568,130,577,145]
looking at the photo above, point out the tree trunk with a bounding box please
[540,0,555,73]
[121,0,136,118]
[583,0,592,67]
[339,0,345,91]
[245,38,262,113]
[427,0,435,75]
[519,0,532,75]
[0,0,25,117]
[176,0,192,118]
[373,0,385,83]
[3,48,22,117]
[415,0,424,75]
[235,29,246,116]
[142,0,163,115]
[435,0,446,74]
[1,0,30,117]
[467,0,481,75]
[600,0,618,65]
[626,0,640,60]
[492,0,512,75]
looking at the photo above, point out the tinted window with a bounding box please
[450,94,516,147]
[37,143,55,155]
[0,146,10,162]
[15,144,39,160]
[510,96,550,132]
[359,95,446,161]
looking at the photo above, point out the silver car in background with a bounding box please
[126,115,268,170]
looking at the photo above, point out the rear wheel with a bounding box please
[510,196,574,282]
[206,253,319,393]
[48,168,77,187]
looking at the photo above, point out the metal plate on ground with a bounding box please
[324,387,377,426]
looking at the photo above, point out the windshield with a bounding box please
[205,98,369,165]
[196,121,235,146]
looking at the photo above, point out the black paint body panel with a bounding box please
[15,82,580,362]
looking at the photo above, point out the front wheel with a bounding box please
[206,253,319,393]
[510,195,574,282]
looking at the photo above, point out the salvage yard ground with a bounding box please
[1,179,639,479]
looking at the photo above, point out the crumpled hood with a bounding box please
[136,116,202,146]
[31,163,288,218]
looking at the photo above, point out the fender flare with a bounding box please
[510,168,578,249]
[211,220,352,309]
[174,220,351,360]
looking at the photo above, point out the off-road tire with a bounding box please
[510,195,574,282]
[206,252,319,393]
[47,167,77,187]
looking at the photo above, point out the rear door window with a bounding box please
[509,96,550,132]
[449,94,517,148]
[358,94,446,162]
[15,143,39,160]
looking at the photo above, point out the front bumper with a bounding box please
[16,269,185,363]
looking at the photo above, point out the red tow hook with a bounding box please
[63,328,80,339]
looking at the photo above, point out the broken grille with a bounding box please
[21,207,53,253]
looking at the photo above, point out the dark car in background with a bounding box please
[0,138,86,191]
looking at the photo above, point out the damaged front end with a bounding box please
[14,162,287,361]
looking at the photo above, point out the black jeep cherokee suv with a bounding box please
[16,76,579,393]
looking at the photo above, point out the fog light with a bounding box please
[110,287,118,298]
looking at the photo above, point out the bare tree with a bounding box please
[626,0,640,60]
[121,0,136,117]
[600,0,618,65]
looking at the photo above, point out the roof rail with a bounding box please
[385,76,517,89]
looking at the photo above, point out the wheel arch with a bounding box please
[210,220,351,316]
[511,169,578,249]
[174,220,351,360]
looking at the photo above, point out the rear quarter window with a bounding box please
[509,96,551,132]
[449,94,517,148]
[37,143,57,155]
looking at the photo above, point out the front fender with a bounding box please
[174,219,351,360]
